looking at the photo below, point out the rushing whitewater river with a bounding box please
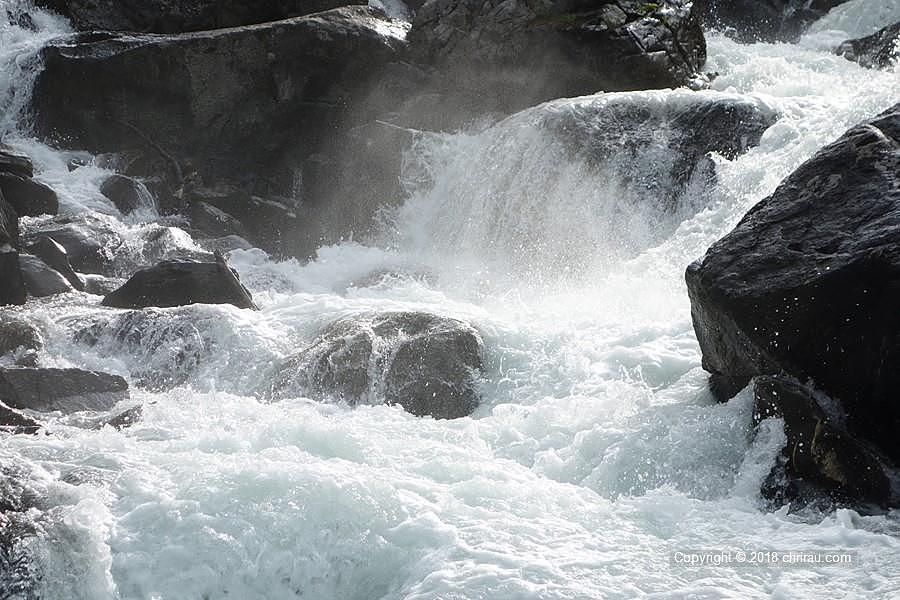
[1,0,900,598]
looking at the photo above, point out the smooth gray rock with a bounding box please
[100,174,151,215]
[0,252,25,307]
[0,145,32,179]
[22,235,84,291]
[270,311,483,419]
[0,367,129,413]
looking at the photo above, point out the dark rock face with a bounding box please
[30,7,404,222]
[102,258,257,309]
[18,254,74,297]
[270,312,483,419]
[837,22,900,70]
[0,253,25,306]
[0,367,129,413]
[185,187,299,253]
[36,0,361,33]
[100,174,151,215]
[188,200,249,239]
[686,103,900,462]
[409,0,706,118]
[753,376,891,507]
[695,0,850,42]
[0,145,32,179]
[22,235,85,291]
[0,174,58,217]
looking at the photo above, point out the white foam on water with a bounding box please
[2,1,900,598]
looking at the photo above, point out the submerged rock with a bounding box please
[102,256,257,310]
[695,0,850,42]
[0,174,58,217]
[0,367,129,413]
[686,103,900,463]
[74,308,208,390]
[18,254,73,297]
[837,21,900,70]
[753,376,892,507]
[537,90,778,211]
[270,312,483,419]
[36,0,360,33]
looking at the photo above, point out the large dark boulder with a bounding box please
[0,367,129,413]
[102,256,257,309]
[35,0,361,33]
[408,0,706,121]
[30,7,404,225]
[21,216,121,274]
[753,376,891,507]
[0,174,58,217]
[695,0,851,42]
[269,312,483,419]
[686,103,900,462]
[18,254,73,297]
[837,22,900,70]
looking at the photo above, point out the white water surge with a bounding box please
[1,0,900,598]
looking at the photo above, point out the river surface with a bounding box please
[1,0,899,598]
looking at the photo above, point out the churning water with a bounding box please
[1,0,899,597]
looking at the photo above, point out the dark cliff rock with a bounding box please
[753,376,892,507]
[269,312,483,419]
[31,6,404,256]
[407,0,706,121]
[695,0,850,42]
[686,103,900,463]
[837,21,900,70]
[102,257,257,310]
[35,0,362,33]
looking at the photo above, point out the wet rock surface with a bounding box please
[102,257,257,310]
[0,366,129,413]
[687,103,900,463]
[270,311,483,419]
[837,21,900,70]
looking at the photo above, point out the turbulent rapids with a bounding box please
[1,0,900,598]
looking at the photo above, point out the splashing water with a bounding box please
[1,0,900,598]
